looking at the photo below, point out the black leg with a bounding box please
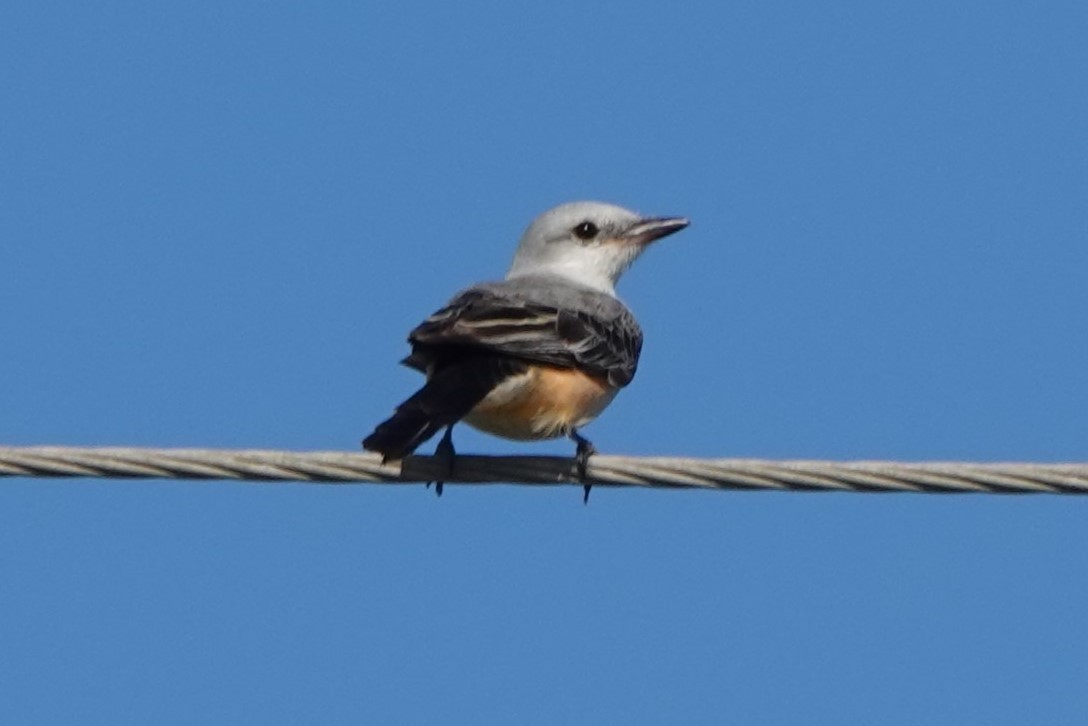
[569,429,597,504]
[428,425,456,497]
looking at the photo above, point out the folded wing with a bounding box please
[403,280,643,388]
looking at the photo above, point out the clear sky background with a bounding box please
[2,2,1086,723]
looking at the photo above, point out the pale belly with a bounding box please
[462,366,619,440]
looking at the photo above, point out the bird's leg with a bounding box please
[428,425,456,497]
[569,429,597,504]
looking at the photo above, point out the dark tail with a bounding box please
[362,355,526,461]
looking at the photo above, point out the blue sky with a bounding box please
[2,1,1087,723]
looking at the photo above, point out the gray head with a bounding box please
[505,201,689,294]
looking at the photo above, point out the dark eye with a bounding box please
[573,221,599,240]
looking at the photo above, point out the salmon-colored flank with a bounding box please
[463,365,618,441]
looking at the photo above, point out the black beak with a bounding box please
[623,216,690,245]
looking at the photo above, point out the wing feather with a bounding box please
[404,282,642,387]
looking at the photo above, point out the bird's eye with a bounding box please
[573,221,599,240]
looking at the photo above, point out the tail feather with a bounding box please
[362,410,444,463]
[363,355,526,461]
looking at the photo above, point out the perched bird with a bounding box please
[362,201,688,501]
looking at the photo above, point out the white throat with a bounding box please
[506,258,618,296]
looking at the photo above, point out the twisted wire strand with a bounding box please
[1,446,1087,494]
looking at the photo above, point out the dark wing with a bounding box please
[402,286,643,388]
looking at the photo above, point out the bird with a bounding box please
[362,201,688,501]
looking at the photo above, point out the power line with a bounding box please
[1,446,1087,494]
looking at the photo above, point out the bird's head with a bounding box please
[506,201,689,294]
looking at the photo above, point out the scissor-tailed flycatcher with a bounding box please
[362,201,688,501]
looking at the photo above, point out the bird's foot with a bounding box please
[570,430,597,504]
[427,426,456,497]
